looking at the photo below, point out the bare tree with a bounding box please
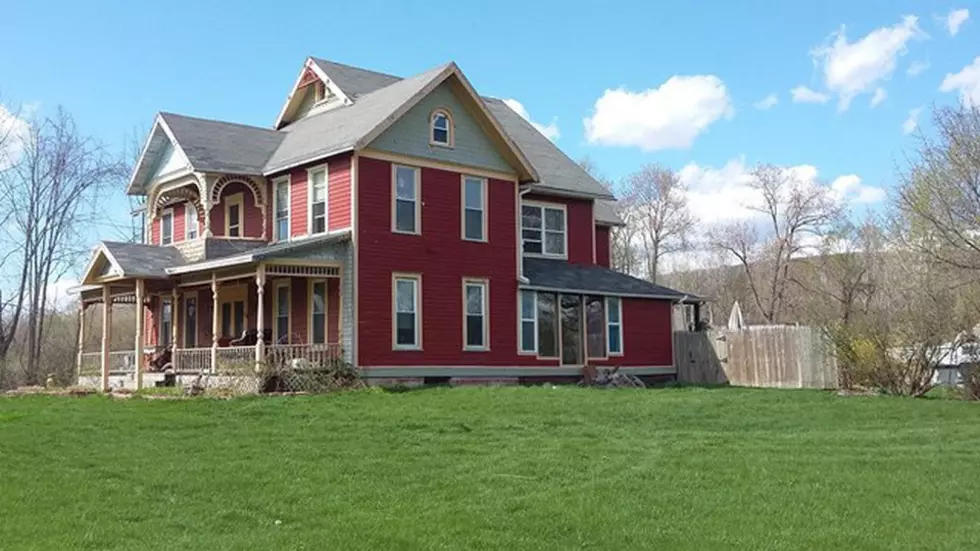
[578,157,642,275]
[0,108,125,385]
[711,164,841,324]
[895,104,980,271]
[623,164,693,283]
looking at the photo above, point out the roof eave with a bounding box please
[526,183,616,201]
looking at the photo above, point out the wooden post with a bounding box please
[100,286,112,392]
[171,287,179,372]
[76,301,85,382]
[134,280,145,390]
[255,265,266,373]
[211,274,219,373]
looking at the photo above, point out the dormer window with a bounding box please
[430,109,453,147]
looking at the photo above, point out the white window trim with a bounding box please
[462,278,490,351]
[391,164,421,235]
[307,164,329,236]
[272,175,291,242]
[273,279,292,344]
[308,279,329,345]
[392,273,422,350]
[224,192,244,237]
[606,296,624,357]
[518,290,538,355]
[160,208,174,246]
[159,297,174,346]
[461,175,488,243]
[429,108,454,148]
[185,204,199,241]
[521,200,568,259]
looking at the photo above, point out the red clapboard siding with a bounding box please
[523,193,594,265]
[329,154,352,230]
[288,169,308,237]
[595,226,611,267]
[150,218,160,245]
[209,182,264,239]
[590,299,674,367]
[357,157,561,367]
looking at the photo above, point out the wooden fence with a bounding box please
[674,326,838,389]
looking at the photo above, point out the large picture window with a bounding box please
[537,292,559,358]
[393,165,420,234]
[463,279,488,350]
[521,203,566,256]
[586,296,606,359]
[393,275,420,349]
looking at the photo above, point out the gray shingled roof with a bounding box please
[483,98,614,200]
[594,200,624,226]
[263,64,451,173]
[160,113,283,175]
[170,231,351,273]
[523,258,694,300]
[102,241,186,278]
[311,58,402,99]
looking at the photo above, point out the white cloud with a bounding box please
[811,15,925,111]
[754,93,778,110]
[870,87,887,108]
[903,107,923,135]
[906,60,930,77]
[0,103,31,170]
[790,86,830,104]
[501,98,560,141]
[940,56,980,105]
[678,157,884,226]
[46,278,79,312]
[583,75,733,151]
[944,8,970,36]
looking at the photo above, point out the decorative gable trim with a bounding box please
[126,115,193,195]
[274,58,353,129]
[81,244,124,285]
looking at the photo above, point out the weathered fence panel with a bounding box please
[674,327,837,389]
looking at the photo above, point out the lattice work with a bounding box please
[211,175,266,209]
[149,185,203,222]
[266,264,340,277]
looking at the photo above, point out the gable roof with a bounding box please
[310,58,401,99]
[523,258,696,301]
[81,241,186,283]
[594,200,624,226]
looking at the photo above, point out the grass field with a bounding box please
[1,387,978,550]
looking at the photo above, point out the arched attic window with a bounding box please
[430,109,454,147]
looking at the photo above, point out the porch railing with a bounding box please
[214,346,255,375]
[79,352,101,376]
[109,351,137,373]
[265,343,343,370]
[174,348,210,374]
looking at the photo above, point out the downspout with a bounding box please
[517,185,533,284]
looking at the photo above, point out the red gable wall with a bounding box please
[595,226,611,268]
[522,193,594,265]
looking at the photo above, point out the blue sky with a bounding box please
[1,0,978,241]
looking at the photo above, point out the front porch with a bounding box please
[77,258,349,392]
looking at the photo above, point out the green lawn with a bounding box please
[1,387,978,550]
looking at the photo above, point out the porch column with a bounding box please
[134,280,145,390]
[255,265,266,373]
[211,274,219,373]
[171,287,179,371]
[100,286,112,392]
[76,301,85,381]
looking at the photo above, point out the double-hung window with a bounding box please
[274,177,290,241]
[430,109,453,147]
[186,204,199,240]
[393,275,420,349]
[521,203,566,256]
[225,193,243,237]
[393,165,420,234]
[606,297,623,355]
[160,298,173,347]
[462,176,486,241]
[309,167,327,235]
[310,280,327,345]
[463,279,488,350]
[519,291,537,353]
[184,296,197,348]
[160,209,174,245]
[274,281,290,344]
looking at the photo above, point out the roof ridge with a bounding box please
[159,112,281,135]
[309,57,404,81]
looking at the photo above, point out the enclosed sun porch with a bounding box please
[75,235,352,391]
